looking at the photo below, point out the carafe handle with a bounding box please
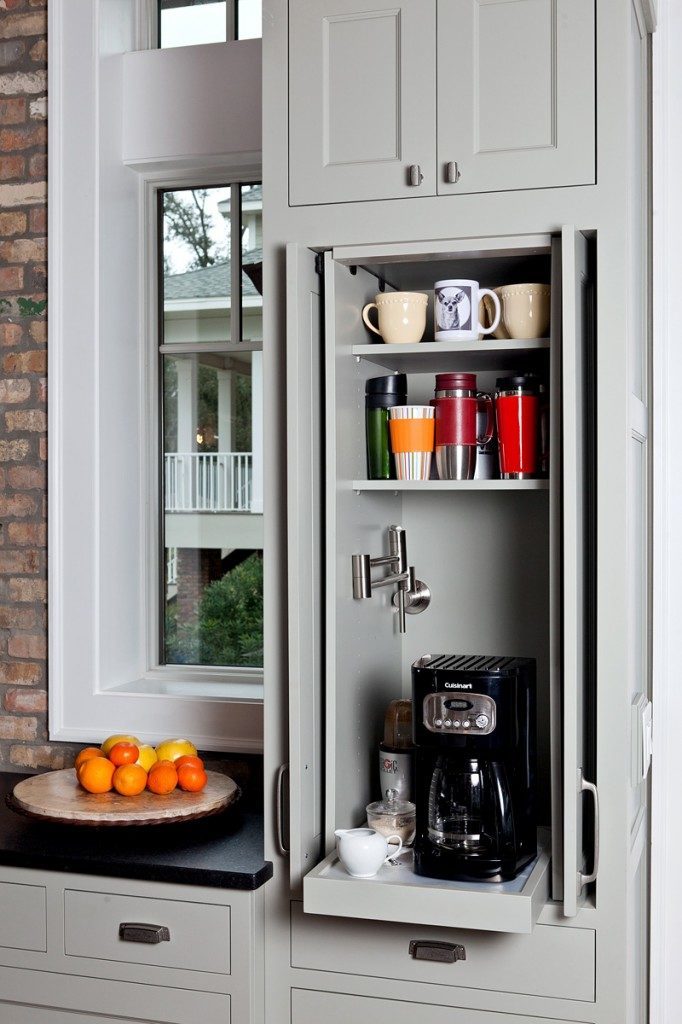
[476,392,494,445]
[385,834,403,864]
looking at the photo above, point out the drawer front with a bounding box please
[291,904,595,1002]
[64,889,230,975]
[0,881,46,952]
[292,989,586,1024]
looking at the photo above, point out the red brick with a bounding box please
[0,12,46,40]
[0,550,39,574]
[28,206,44,233]
[4,689,46,713]
[3,350,45,372]
[5,409,46,432]
[0,97,25,124]
[29,0,47,7]
[0,494,35,517]
[0,716,38,741]
[0,439,29,463]
[0,211,26,236]
[0,124,45,152]
[9,746,71,771]
[0,265,23,291]
[0,662,41,685]
[28,152,45,178]
[0,379,30,404]
[8,578,45,602]
[0,323,22,345]
[38,436,46,460]
[7,634,45,659]
[37,376,46,403]
[7,467,44,491]
[0,237,45,262]
[0,605,35,629]
[0,155,24,180]
[2,0,28,9]
[6,523,44,547]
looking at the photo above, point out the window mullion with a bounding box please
[230,182,242,345]
[226,0,237,42]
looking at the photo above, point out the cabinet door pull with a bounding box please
[119,922,170,944]
[409,940,466,964]
[577,769,600,890]
[407,164,424,186]
[276,763,290,856]
[445,161,461,184]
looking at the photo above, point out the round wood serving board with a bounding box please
[8,769,240,826]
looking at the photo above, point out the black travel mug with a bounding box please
[365,374,408,479]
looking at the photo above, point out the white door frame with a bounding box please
[650,1,682,1020]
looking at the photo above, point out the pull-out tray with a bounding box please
[304,834,550,935]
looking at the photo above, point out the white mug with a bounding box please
[434,279,501,342]
[334,827,403,878]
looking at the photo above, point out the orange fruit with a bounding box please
[74,747,102,772]
[146,762,178,795]
[175,755,204,772]
[101,734,141,756]
[108,742,139,767]
[112,763,147,797]
[177,764,208,793]
[78,756,116,794]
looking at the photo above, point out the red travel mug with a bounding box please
[495,374,541,479]
[433,373,493,481]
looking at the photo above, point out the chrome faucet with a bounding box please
[352,525,430,634]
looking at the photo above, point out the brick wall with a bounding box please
[0,0,78,771]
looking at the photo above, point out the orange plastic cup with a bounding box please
[389,418,435,454]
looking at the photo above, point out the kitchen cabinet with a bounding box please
[288,0,595,206]
[0,866,261,1024]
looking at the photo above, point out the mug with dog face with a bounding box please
[434,279,501,342]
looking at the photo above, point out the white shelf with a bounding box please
[304,835,551,935]
[352,338,550,373]
[352,479,549,492]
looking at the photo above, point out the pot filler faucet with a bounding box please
[352,525,430,634]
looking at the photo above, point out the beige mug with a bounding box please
[483,284,551,341]
[362,291,428,345]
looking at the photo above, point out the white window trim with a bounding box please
[48,0,264,751]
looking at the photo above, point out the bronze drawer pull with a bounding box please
[409,940,466,964]
[119,922,171,944]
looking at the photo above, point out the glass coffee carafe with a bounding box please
[427,754,515,856]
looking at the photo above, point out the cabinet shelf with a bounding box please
[352,339,550,373]
[352,479,549,493]
[304,833,551,935]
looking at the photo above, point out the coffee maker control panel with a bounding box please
[423,693,497,735]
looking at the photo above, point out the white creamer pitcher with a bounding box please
[334,827,403,878]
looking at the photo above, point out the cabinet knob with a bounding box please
[407,164,424,187]
[445,161,461,184]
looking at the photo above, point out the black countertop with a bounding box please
[0,773,272,891]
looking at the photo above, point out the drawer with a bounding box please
[292,989,586,1024]
[64,889,230,975]
[291,903,595,1003]
[0,881,46,952]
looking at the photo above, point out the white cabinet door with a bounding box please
[289,0,437,205]
[437,0,595,195]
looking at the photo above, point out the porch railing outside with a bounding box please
[165,452,253,512]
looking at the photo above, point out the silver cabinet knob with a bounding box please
[408,164,424,186]
[445,161,461,184]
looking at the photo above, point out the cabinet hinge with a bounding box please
[314,252,326,277]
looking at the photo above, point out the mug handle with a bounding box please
[362,302,382,337]
[478,289,501,336]
[476,392,494,445]
[385,834,404,864]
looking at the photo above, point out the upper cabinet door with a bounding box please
[289,0,437,205]
[437,0,595,195]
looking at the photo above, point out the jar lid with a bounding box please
[495,373,541,393]
[366,374,407,396]
[435,372,476,391]
[367,790,416,816]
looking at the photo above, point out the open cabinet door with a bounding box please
[561,226,598,917]
[286,244,324,891]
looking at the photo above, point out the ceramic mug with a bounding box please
[483,284,551,340]
[362,292,428,345]
[434,279,501,342]
[334,827,403,878]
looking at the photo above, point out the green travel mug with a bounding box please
[365,374,408,479]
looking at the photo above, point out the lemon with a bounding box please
[155,738,198,763]
[135,744,158,772]
[101,734,141,756]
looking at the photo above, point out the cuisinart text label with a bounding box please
[443,682,473,690]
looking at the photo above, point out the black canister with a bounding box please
[366,374,407,479]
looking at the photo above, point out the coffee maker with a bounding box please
[412,654,536,882]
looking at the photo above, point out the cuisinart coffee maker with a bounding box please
[412,654,536,882]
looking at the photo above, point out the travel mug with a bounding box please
[433,373,493,480]
[365,374,408,480]
[495,374,541,479]
[388,405,435,481]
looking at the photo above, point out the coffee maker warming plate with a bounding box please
[422,692,496,735]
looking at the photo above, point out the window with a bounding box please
[158,0,262,47]
[160,184,263,671]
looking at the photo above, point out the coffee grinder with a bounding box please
[412,654,536,882]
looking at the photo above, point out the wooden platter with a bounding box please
[8,769,240,826]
